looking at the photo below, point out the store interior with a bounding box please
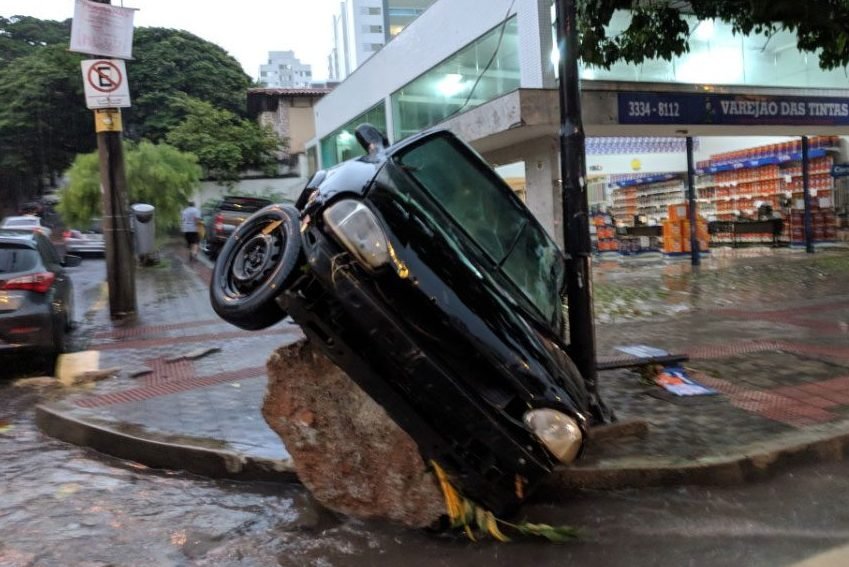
[499,135,849,257]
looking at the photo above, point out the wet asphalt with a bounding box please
[3,250,849,565]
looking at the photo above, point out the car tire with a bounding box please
[210,204,302,330]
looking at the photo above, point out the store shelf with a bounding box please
[695,148,829,175]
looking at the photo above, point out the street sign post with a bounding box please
[81,59,131,109]
[73,0,137,321]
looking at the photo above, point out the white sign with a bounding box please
[70,0,137,60]
[81,59,131,109]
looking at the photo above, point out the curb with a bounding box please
[547,424,849,491]
[35,403,298,483]
[37,398,849,493]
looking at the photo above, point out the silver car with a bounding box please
[63,219,105,255]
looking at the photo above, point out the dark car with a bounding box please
[202,196,273,259]
[0,230,81,371]
[210,126,602,516]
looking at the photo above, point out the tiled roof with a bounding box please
[248,87,332,96]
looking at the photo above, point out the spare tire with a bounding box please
[210,204,302,330]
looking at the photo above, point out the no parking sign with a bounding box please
[81,59,131,109]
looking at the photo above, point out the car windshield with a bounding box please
[0,246,38,273]
[397,135,565,323]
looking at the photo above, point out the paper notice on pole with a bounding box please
[70,0,137,59]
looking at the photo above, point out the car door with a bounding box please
[36,236,71,322]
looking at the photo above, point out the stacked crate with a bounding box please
[790,205,838,245]
[663,204,709,254]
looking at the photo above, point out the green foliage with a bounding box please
[0,15,71,71]
[126,28,252,141]
[165,96,282,184]
[0,45,93,185]
[58,141,201,231]
[578,0,849,70]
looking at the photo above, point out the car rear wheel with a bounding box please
[210,204,302,330]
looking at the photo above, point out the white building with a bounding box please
[309,0,849,244]
[259,51,313,88]
[328,0,435,81]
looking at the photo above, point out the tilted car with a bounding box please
[0,230,81,371]
[210,126,605,516]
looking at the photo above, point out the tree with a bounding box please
[165,96,282,184]
[58,141,201,231]
[578,0,849,71]
[0,15,71,71]
[0,45,93,193]
[126,27,252,141]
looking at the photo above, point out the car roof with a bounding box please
[2,215,40,223]
[0,230,39,248]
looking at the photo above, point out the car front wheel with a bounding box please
[210,204,302,330]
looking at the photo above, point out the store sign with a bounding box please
[619,92,849,126]
[831,163,849,177]
[70,0,137,60]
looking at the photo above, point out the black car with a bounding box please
[0,230,81,371]
[202,196,273,259]
[210,126,602,515]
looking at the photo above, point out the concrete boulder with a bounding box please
[262,339,445,528]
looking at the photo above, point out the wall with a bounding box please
[314,0,517,139]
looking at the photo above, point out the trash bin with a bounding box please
[131,203,155,260]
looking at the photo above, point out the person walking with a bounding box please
[181,200,201,262]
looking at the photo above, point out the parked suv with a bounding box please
[210,126,607,516]
[202,196,272,259]
[0,230,81,371]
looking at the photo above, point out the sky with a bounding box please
[0,0,339,81]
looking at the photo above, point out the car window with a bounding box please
[0,246,38,273]
[398,136,525,262]
[397,135,565,323]
[4,218,37,227]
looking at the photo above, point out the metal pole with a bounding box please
[90,0,137,319]
[686,137,700,266]
[554,0,612,424]
[801,136,815,254]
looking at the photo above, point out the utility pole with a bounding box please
[89,0,137,320]
[554,0,612,424]
[686,137,701,266]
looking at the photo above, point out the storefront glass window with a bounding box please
[550,7,849,90]
[319,103,387,168]
[391,16,520,141]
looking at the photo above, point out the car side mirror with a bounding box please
[63,254,82,267]
[355,123,388,156]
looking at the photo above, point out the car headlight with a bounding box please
[323,199,390,270]
[523,408,583,464]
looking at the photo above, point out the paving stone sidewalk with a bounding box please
[35,245,849,489]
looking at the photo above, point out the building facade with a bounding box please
[328,0,435,81]
[309,0,849,244]
[259,51,313,88]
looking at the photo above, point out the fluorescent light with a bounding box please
[436,73,466,97]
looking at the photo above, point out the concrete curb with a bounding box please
[38,397,849,494]
[35,403,298,483]
[547,424,849,491]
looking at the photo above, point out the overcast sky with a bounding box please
[0,0,338,81]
